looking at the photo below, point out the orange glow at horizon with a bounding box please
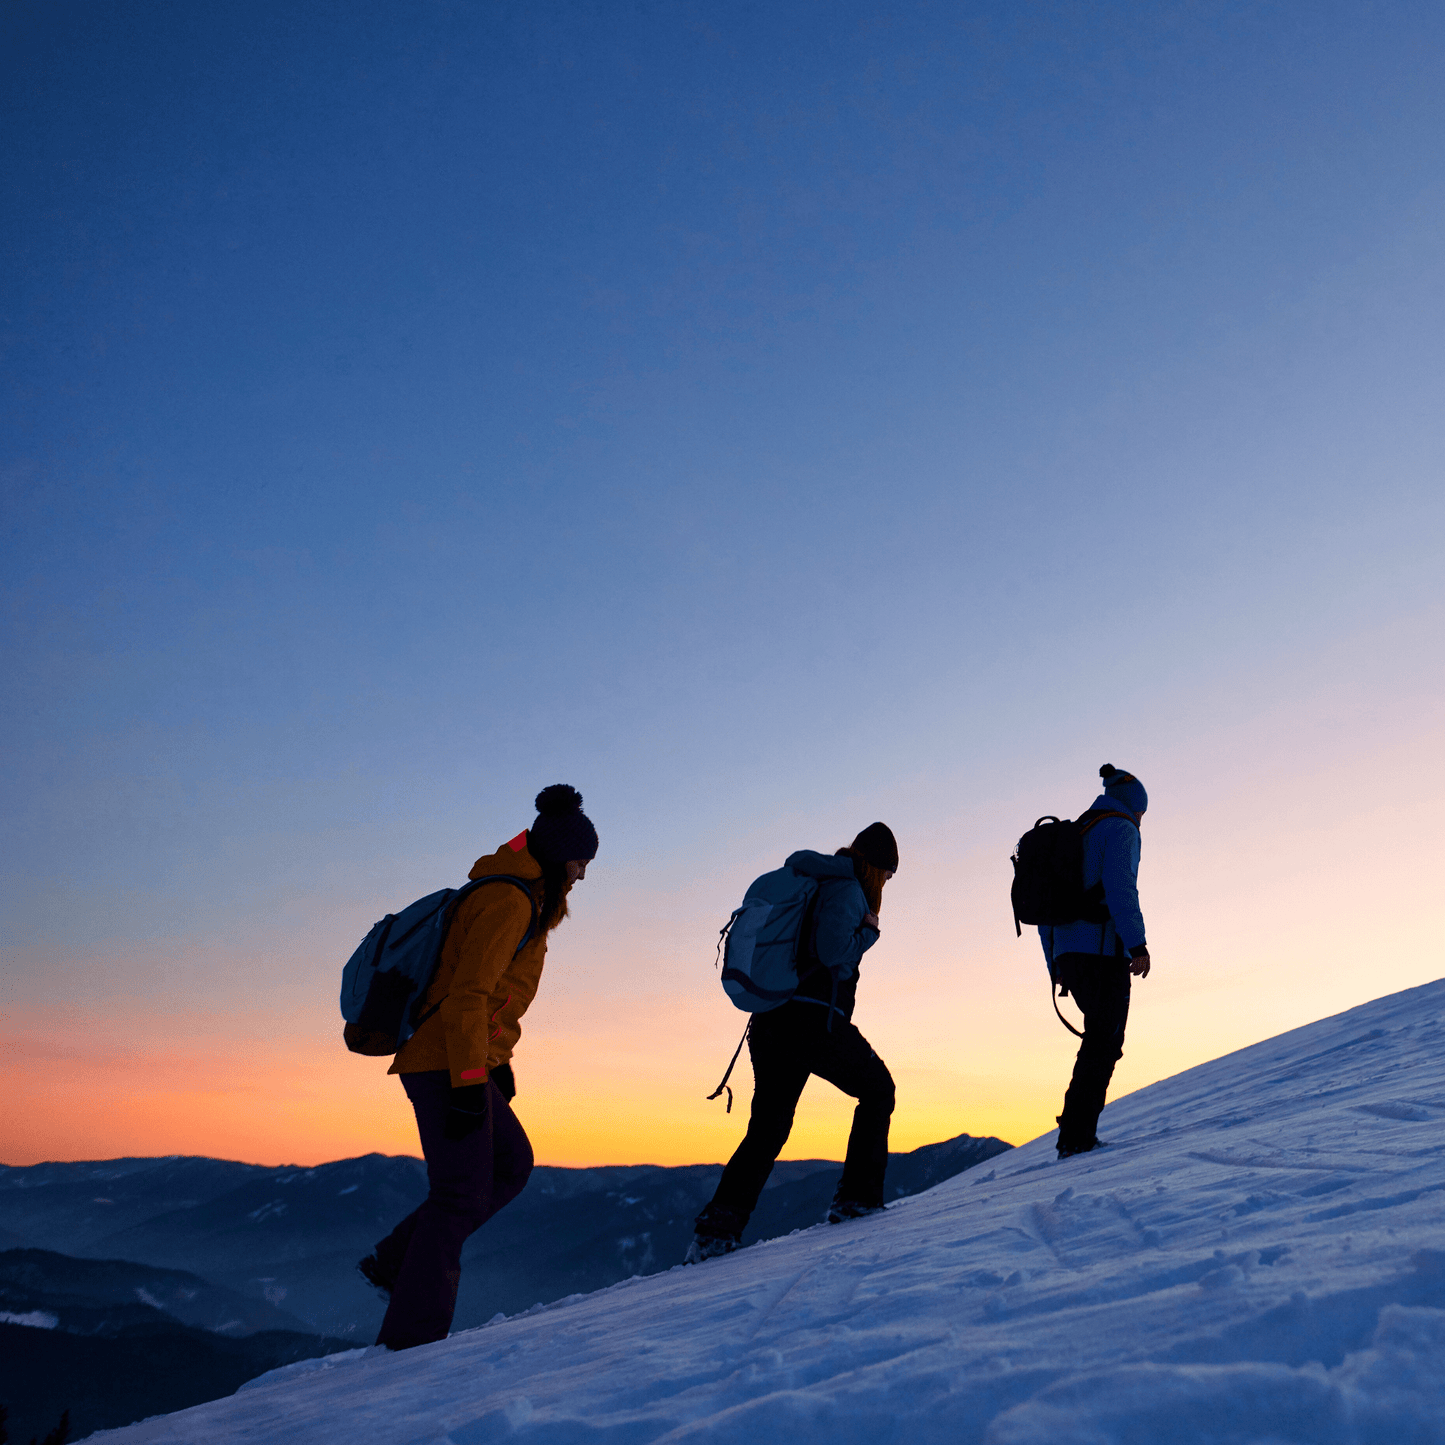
[0,1003,1058,1169]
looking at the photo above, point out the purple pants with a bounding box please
[373,1069,534,1350]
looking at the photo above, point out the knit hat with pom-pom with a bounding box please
[849,822,899,873]
[527,785,599,866]
[1099,764,1148,818]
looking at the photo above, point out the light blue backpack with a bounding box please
[717,865,820,1012]
[707,864,820,1110]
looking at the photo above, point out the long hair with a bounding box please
[835,847,888,913]
[536,862,572,933]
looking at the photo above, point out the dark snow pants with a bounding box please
[707,1002,895,1229]
[1054,953,1132,1151]
[373,1070,533,1351]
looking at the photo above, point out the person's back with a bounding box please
[1039,765,1151,1158]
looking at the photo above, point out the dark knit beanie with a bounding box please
[850,822,899,873]
[1099,764,1148,818]
[527,785,599,866]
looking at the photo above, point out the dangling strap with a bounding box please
[715,909,741,969]
[706,1019,751,1113]
[1052,977,1085,1039]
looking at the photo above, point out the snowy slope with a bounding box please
[90,980,1445,1444]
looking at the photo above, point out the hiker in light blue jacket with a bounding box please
[687,824,899,1263]
[1041,765,1151,1158]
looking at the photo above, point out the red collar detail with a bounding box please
[507,830,528,852]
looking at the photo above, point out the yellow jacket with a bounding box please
[390,833,550,1087]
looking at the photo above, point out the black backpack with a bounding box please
[1010,810,1138,936]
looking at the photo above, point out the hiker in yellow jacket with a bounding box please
[362,785,599,1351]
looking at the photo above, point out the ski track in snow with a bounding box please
[88,981,1445,1444]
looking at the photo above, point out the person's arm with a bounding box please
[813,879,879,978]
[439,890,534,1087]
[480,939,548,1067]
[1099,822,1149,974]
[1039,924,1055,974]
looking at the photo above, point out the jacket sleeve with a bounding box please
[481,936,549,1071]
[1099,822,1147,952]
[1038,925,1055,971]
[813,878,879,978]
[438,889,534,1088]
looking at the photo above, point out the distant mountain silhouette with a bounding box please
[0,1132,1012,1340]
[0,1156,274,1252]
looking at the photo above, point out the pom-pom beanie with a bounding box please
[527,785,599,866]
[850,822,899,873]
[1099,764,1148,818]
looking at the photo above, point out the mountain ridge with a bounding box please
[0,1132,1012,1337]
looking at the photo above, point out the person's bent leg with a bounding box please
[368,1079,528,1292]
[368,1207,422,1290]
[809,1020,895,1208]
[376,1071,502,1351]
[477,1088,533,1225]
[1055,955,1131,1152]
[703,1010,812,1234]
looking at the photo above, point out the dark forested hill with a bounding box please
[0,1248,316,1336]
[0,1250,351,1442]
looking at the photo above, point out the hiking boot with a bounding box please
[1055,1112,1105,1160]
[684,1231,740,1265]
[684,1202,745,1264]
[356,1253,395,1299]
[826,1197,885,1225]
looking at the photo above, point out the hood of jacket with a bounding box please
[1086,793,1142,829]
[468,830,545,883]
[784,849,858,881]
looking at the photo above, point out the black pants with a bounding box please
[1054,952,1132,1150]
[708,1002,895,1228]
[372,1070,533,1350]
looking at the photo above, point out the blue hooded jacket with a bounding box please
[1037,794,1147,969]
[784,850,879,1019]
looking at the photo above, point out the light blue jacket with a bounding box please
[1038,795,1146,969]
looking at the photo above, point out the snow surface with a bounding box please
[88,980,1445,1444]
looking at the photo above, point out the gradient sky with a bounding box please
[4,0,1443,1170]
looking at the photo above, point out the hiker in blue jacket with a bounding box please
[1041,765,1152,1158]
[686,824,899,1263]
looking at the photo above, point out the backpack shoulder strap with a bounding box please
[449,874,543,957]
[1077,808,1139,835]
[408,875,542,1037]
[795,882,826,971]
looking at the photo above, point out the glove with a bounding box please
[491,1061,516,1103]
[442,1083,490,1141]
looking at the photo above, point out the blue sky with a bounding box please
[4,1,1443,1164]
